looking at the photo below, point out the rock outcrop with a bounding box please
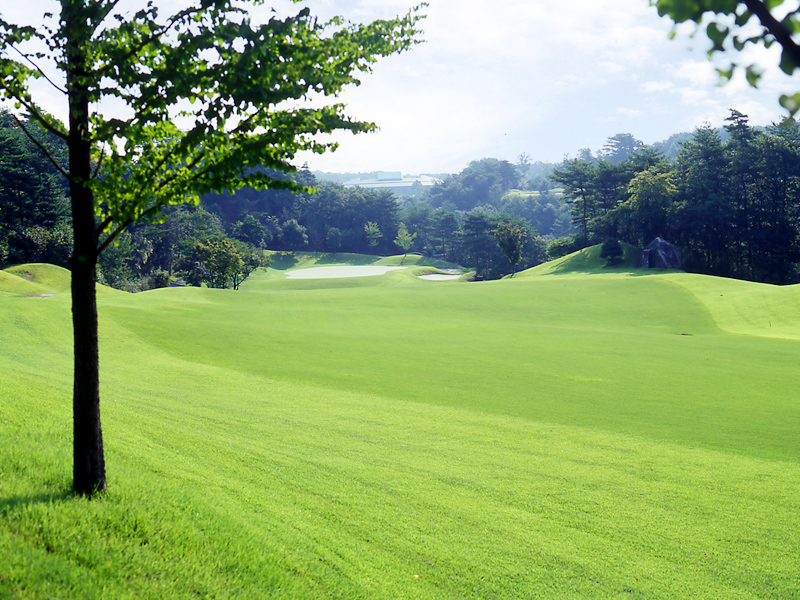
[636,237,681,270]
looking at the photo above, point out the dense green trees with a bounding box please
[204,174,402,255]
[551,159,597,246]
[429,158,520,211]
[394,224,416,262]
[601,133,644,164]
[549,110,800,283]
[495,221,528,277]
[0,111,71,265]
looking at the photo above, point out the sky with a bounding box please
[4,0,800,175]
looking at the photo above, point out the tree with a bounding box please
[326,227,342,254]
[189,238,243,289]
[429,158,520,211]
[280,219,309,250]
[651,0,800,112]
[615,164,678,247]
[394,223,416,262]
[600,133,643,164]
[364,221,382,248]
[232,214,269,248]
[550,158,596,247]
[600,238,624,265]
[434,208,459,259]
[673,125,734,275]
[401,202,434,254]
[231,241,269,290]
[0,1,423,495]
[494,221,527,277]
[0,110,69,229]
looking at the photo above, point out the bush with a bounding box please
[152,269,171,288]
[546,235,581,260]
[600,238,624,265]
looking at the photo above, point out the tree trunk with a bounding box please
[66,9,106,495]
[71,249,105,495]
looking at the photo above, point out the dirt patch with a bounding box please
[17,271,35,281]
[26,294,55,298]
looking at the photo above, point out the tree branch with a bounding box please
[93,5,205,79]
[14,118,70,180]
[743,0,800,69]
[0,87,69,142]
[7,43,67,94]
[96,217,133,255]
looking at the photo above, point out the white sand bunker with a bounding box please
[418,274,461,281]
[286,265,406,279]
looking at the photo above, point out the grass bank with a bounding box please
[1,251,799,598]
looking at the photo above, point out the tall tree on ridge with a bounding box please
[551,158,596,247]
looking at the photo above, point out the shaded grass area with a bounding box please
[2,257,800,598]
[520,242,643,277]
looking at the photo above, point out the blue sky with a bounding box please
[7,0,799,175]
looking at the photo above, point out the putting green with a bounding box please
[285,265,407,279]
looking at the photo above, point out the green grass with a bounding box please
[2,250,800,598]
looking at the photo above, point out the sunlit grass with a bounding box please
[2,254,799,598]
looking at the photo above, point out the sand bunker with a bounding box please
[418,274,461,281]
[286,266,406,279]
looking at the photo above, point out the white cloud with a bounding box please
[7,0,797,174]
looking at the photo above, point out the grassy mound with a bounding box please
[666,272,800,340]
[1,264,72,295]
[520,242,644,278]
[2,260,800,598]
[1,263,122,296]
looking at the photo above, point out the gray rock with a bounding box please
[636,237,681,270]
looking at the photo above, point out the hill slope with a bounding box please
[2,258,799,598]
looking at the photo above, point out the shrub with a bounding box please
[600,238,624,265]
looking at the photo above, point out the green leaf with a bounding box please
[716,66,734,81]
[779,93,800,115]
[779,48,796,75]
[745,64,763,87]
[707,22,729,52]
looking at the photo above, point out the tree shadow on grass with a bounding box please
[0,489,75,514]
[268,252,299,271]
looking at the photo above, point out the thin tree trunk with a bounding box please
[71,249,105,495]
[67,10,106,495]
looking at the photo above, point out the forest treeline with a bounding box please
[554,110,800,283]
[2,107,800,286]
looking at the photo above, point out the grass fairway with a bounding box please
[1,254,799,598]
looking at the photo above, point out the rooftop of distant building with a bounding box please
[343,172,442,192]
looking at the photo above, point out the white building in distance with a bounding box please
[343,172,442,196]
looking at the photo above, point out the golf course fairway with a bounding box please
[1,251,798,599]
